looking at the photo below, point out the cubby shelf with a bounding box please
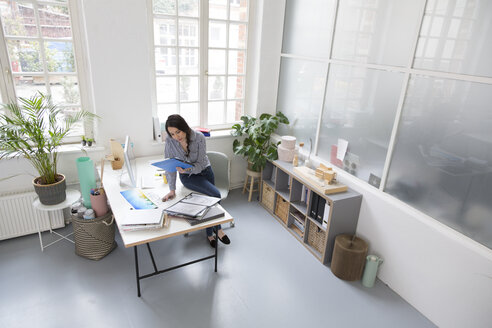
[260,160,362,264]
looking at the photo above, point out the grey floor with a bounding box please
[0,189,435,328]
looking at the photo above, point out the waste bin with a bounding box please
[331,234,368,281]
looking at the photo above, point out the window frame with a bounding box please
[148,0,250,129]
[0,0,93,142]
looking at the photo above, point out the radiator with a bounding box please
[0,191,65,240]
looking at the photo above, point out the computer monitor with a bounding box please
[123,135,136,188]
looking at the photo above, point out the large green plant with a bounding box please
[232,112,289,171]
[0,93,96,185]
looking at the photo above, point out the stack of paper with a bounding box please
[120,208,165,231]
[184,205,225,226]
[164,193,222,223]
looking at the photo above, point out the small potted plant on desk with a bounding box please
[0,92,97,205]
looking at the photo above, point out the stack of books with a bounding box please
[195,127,211,137]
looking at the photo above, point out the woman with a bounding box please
[162,114,230,248]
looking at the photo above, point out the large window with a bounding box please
[0,0,88,138]
[150,0,249,128]
[277,0,492,249]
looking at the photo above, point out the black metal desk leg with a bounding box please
[146,243,158,273]
[214,228,218,272]
[134,245,141,297]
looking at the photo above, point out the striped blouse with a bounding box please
[164,129,210,191]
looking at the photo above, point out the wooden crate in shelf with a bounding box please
[275,194,289,225]
[261,181,275,212]
[261,160,362,265]
[307,220,326,255]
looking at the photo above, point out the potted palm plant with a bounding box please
[231,112,289,172]
[0,92,97,205]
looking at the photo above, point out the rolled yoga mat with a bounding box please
[76,157,97,208]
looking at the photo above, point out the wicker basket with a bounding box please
[307,220,326,254]
[275,195,289,224]
[261,182,275,212]
[72,211,117,260]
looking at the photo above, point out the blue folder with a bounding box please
[151,158,193,172]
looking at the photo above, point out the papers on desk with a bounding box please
[164,193,222,224]
[120,189,158,210]
[165,201,207,218]
[184,205,225,226]
[182,193,221,207]
[120,208,165,231]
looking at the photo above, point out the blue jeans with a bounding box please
[180,166,221,237]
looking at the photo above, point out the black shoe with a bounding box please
[218,234,231,245]
[209,237,216,248]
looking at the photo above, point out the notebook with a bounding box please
[185,205,225,226]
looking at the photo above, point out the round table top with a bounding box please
[32,189,81,211]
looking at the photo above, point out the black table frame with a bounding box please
[133,229,218,297]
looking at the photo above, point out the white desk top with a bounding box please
[102,155,233,248]
[33,189,81,211]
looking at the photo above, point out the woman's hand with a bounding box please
[162,190,176,202]
[176,167,191,174]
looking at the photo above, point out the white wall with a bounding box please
[340,166,492,328]
[260,1,492,327]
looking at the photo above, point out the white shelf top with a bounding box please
[32,189,81,211]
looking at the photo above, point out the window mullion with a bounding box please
[175,1,181,115]
[224,0,230,123]
[0,23,16,103]
[32,1,51,96]
[200,0,208,127]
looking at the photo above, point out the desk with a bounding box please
[102,156,233,297]
[32,189,80,251]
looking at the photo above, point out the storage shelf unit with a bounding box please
[260,160,362,264]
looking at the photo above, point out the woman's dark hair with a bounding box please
[165,114,192,153]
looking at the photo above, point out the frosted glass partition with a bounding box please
[276,57,327,144]
[386,76,492,248]
[414,0,492,77]
[281,0,335,58]
[332,0,424,67]
[318,65,404,185]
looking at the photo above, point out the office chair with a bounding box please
[207,151,234,227]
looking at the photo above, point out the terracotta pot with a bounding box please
[33,174,67,205]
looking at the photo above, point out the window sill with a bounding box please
[57,144,105,154]
[1,144,105,161]
[151,129,234,146]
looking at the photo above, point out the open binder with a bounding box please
[164,193,221,220]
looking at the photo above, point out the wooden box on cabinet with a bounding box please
[260,160,362,264]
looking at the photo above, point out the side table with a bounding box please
[32,189,81,251]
